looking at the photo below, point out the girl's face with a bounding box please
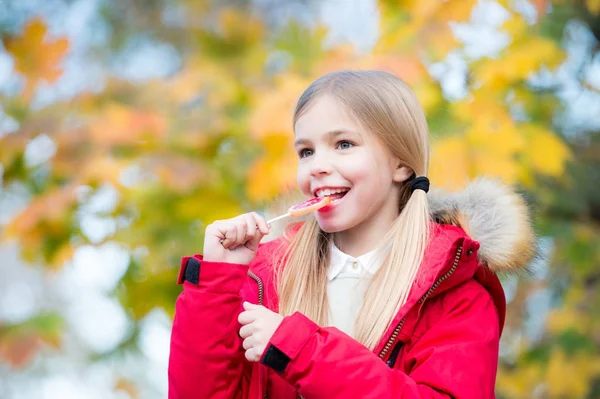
[294,95,413,240]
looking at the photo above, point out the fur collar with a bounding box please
[428,178,536,274]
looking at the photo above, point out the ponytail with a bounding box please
[354,185,430,349]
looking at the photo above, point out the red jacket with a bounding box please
[169,180,534,399]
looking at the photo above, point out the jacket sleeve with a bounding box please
[260,282,500,399]
[168,255,251,399]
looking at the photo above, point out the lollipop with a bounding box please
[267,196,332,224]
[219,196,332,245]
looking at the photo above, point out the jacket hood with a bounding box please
[428,178,536,275]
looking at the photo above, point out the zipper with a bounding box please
[247,272,303,399]
[247,270,264,306]
[247,270,267,399]
[378,244,463,361]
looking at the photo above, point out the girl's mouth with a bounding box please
[316,189,349,212]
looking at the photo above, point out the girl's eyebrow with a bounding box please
[294,129,357,147]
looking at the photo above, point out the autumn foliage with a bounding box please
[1,0,600,397]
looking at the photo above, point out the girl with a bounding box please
[168,70,535,399]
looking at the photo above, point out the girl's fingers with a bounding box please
[214,222,235,248]
[213,213,269,250]
[245,215,257,239]
[239,323,253,339]
[244,347,260,362]
[242,336,253,351]
[238,309,256,325]
[223,220,244,249]
[234,222,246,247]
[251,212,270,235]
[243,301,260,310]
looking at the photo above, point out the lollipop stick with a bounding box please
[266,212,291,225]
[219,212,291,243]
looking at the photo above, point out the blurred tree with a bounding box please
[0,0,599,397]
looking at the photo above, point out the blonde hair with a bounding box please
[276,70,431,350]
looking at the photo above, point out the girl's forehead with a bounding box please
[294,96,366,138]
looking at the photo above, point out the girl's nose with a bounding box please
[309,154,333,177]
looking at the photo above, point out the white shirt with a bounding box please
[327,244,383,336]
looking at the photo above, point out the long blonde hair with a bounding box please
[276,70,431,350]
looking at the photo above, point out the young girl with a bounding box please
[168,70,535,399]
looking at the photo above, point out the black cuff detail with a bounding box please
[386,342,404,368]
[260,344,290,374]
[184,257,200,285]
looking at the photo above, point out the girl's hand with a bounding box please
[203,212,270,264]
[238,302,284,362]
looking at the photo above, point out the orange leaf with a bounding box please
[6,185,77,238]
[0,334,42,369]
[3,17,69,100]
[148,155,211,192]
[88,104,167,147]
[249,76,309,139]
[114,377,138,398]
[532,0,548,19]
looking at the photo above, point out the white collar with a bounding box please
[328,244,382,281]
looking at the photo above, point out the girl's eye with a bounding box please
[299,148,314,158]
[337,141,354,150]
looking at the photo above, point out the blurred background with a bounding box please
[1,0,599,398]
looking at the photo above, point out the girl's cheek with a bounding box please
[296,168,310,195]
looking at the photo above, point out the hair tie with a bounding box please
[410,176,430,193]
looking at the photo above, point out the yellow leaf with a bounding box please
[466,121,526,157]
[375,20,421,53]
[523,125,571,177]
[218,7,264,44]
[587,0,600,15]
[502,14,528,40]
[429,136,471,190]
[247,136,298,202]
[473,37,565,87]
[419,24,459,61]
[176,191,242,222]
[78,156,127,186]
[546,308,584,334]
[430,120,527,188]
[433,0,477,23]
[249,76,310,139]
[472,150,522,183]
[2,17,69,100]
[497,361,544,399]
[412,80,443,113]
[452,96,512,125]
[546,350,600,398]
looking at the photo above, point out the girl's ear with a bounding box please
[393,165,413,183]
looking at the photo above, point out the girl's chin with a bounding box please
[315,215,349,233]
[317,223,345,234]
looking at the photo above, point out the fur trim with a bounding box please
[428,178,536,274]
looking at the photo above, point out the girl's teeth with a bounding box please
[317,188,348,197]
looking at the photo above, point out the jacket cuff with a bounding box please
[178,255,249,293]
[260,312,319,374]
